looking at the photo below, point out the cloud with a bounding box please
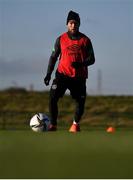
[0,57,47,76]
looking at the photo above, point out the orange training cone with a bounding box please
[106,126,116,133]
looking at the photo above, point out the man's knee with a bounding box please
[49,94,59,105]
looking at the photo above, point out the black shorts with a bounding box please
[50,72,86,100]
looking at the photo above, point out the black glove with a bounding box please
[44,73,51,86]
[71,62,83,69]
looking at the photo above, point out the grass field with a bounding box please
[1,129,133,179]
[0,90,133,129]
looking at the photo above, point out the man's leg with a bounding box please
[49,93,59,126]
[74,96,86,123]
[69,79,86,132]
[49,78,66,128]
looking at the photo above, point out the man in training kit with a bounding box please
[44,10,95,132]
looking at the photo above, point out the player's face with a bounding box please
[67,20,80,34]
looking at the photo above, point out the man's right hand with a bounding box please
[44,73,51,86]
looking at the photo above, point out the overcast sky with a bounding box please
[0,0,133,95]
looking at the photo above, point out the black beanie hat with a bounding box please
[66,11,80,25]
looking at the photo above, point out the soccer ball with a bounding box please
[30,113,50,132]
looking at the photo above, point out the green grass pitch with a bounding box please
[0,129,133,179]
